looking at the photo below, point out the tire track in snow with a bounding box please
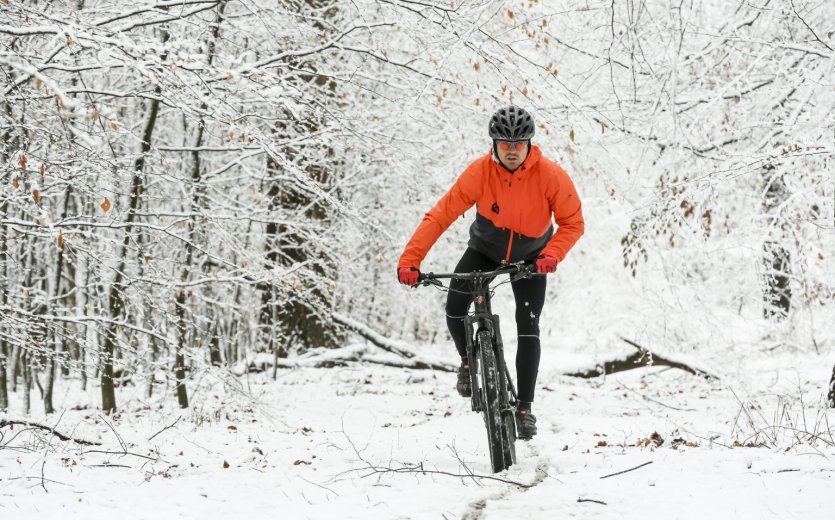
[460,441,552,519]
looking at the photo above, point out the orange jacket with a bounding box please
[398,145,584,269]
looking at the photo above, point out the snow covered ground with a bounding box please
[2,337,833,520]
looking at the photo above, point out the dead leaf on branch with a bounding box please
[293,460,311,466]
[32,189,40,204]
[637,431,665,448]
[100,197,111,213]
[18,154,27,170]
[57,231,64,249]
[671,437,698,449]
[222,460,230,468]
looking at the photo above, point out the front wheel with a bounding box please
[477,330,508,473]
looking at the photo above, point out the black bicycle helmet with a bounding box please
[488,105,535,140]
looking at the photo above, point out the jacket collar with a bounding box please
[491,144,542,180]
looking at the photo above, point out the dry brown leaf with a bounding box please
[292,460,311,466]
[597,440,608,447]
[110,120,118,130]
[18,154,27,170]
[222,460,230,468]
[569,129,575,142]
[39,163,45,178]
[32,189,40,204]
[11,176,19,189]
[100,197,111,213]
[507,10,514,18]
[57,231,64,249]
[473,62,480,72]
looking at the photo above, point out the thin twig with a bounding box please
[578,498,608,505]
[600,461,653,479]
[148,416,181,441]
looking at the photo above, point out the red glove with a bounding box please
[398,267,420,286]
[536,255,557,274]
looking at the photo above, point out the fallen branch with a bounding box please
[0,418,101,446]
[332,313,419,359]
[239,344,455,373]
[600,461,653,479]
[565,338,718,380]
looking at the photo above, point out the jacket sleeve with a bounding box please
[541,166,584,262]
[398,160,483,269]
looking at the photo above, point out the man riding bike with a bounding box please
[397,105,584,439]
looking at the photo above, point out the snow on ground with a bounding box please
[2,338,834,519]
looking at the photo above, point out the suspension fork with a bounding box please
[464,280,517,412]
[464,282,491,412]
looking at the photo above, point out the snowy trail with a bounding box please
[2,347,834,519]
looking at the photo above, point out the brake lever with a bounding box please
[510,265,534,283]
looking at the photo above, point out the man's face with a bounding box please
[496,140,529,171]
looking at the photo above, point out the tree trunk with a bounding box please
[0,200,8,411]
[22,351,31,415]
[43,189,71,415]
[174,291,189,408]
[0,343,7,412]
[761,164,792,319]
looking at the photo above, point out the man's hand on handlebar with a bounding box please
[536,255,557,274]
[397,266,420,286]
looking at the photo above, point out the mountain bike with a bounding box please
[418,261,537,473]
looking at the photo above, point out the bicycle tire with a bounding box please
[503,408,517,467]
[477,329,507,473]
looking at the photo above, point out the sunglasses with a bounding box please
[495,140,529,152]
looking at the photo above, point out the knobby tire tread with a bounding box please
[477,330,506,473]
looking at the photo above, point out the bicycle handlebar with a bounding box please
[417,261,539,286]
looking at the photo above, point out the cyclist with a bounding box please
[397,105,584,439]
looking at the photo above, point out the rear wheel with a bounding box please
[477,330,507,473]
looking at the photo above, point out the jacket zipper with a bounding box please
[505,230,514,262]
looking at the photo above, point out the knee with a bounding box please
[515,308,540,337]
[446,294,470,319]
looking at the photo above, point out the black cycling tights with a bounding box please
[445,248,546,403]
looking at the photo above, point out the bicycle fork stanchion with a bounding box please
[463,315,484,412]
